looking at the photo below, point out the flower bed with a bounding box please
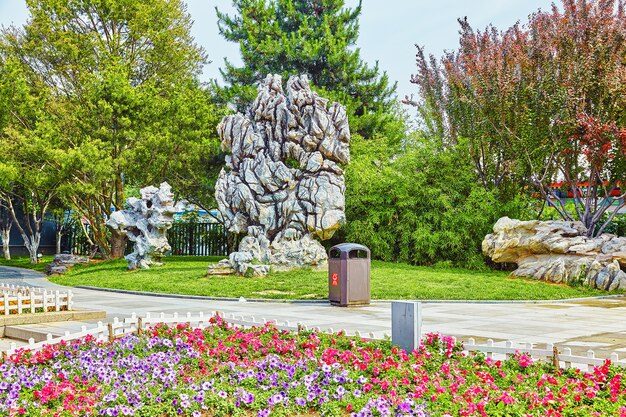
[1,317,625,416]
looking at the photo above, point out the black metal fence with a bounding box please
[62,222,231,257]
[61,224,95,256]
[169,222,229,256]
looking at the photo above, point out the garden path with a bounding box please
[0,265,46,287]
[1,266,626,359]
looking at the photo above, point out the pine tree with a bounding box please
[216,0,396,137]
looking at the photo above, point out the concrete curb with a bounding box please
[75,285,626,305]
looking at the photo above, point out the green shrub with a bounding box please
[342,136,528,268]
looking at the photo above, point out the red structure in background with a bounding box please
[547,181,622,198]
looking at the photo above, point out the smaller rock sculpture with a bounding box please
[45,254,90,275]
[483,217,626,291]
[105,182,177,270]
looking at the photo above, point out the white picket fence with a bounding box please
[462,337,626,372]
[0,311,380,360]
[0,284,73,315]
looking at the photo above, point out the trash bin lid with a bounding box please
[329,243,371,259]
[330,243,369,253]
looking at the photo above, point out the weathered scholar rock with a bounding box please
[483,217,626,291]
[208,74,350,276]
[45,254,90,275]
[105,182,177,270]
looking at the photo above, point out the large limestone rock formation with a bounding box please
[209,74,350,276]
[105,182,177,270]
[483,217,626,291]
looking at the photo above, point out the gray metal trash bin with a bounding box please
[328,243,370,306]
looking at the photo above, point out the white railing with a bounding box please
[1,310,625,372]
[0,284,72,315]
[461,337,626,372]
[0,311,381,360]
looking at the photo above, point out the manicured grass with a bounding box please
[47,256,613,300]
[0,256,54,273]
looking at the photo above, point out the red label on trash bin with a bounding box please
[331,273,338,286]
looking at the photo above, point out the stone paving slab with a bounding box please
[0,310,106,327]
[4,320,101,343]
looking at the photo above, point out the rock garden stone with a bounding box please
[105,182,177,270]
[483,217,626,290]
[45,254,90,275]
[209,74,350,276]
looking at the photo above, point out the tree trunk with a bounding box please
[4,197,43,264]
[24,231,41,264]
[56,231,62,255]
[109,230,127,259]
[1,228,10,260]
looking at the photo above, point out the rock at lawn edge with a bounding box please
[45,254,90,275]
[483,217,626,290]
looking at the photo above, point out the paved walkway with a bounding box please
[2,266,626,358]
[0,265,47,287]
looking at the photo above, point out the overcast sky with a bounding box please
[0,0,554,100]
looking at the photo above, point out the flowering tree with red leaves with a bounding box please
[561,113,626,235]
[408,0,626,237]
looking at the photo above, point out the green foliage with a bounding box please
[216,0,397,138]
[1,0,225,257]
[0,51,78,262]
[131,83,229,213]
[600,213,626,237]
[410,0,626,236]
[343,135,529,268]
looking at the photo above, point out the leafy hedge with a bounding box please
[342,136,527,269]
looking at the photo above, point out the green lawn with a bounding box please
[0,256,54,273]
[40,255,613,300]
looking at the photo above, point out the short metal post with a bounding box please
[391,301,422,353]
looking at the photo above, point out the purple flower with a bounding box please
[268,393,283,406]
[242,392,255,405]
[295,397,306,406]
[398,401,412,413]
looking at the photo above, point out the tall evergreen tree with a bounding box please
[216,0,397,138]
